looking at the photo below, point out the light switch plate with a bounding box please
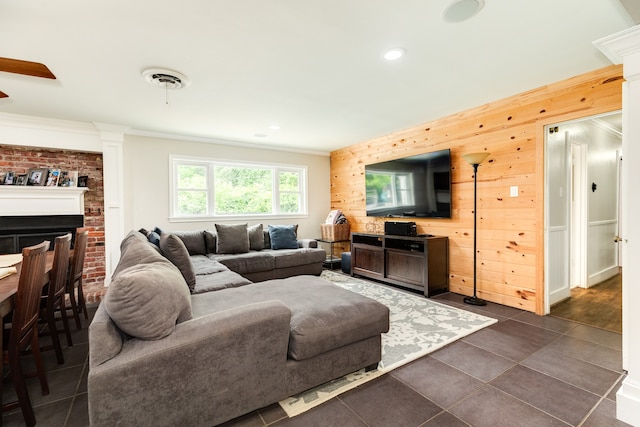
[510,186,519,197]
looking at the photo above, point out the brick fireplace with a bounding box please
[0,145,106,303]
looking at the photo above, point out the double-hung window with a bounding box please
[170,156,307,220]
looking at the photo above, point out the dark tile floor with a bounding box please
[2,306,95,427]
[222,292,630,427]
[2,293,629,427]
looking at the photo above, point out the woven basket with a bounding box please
[320,223,350,241]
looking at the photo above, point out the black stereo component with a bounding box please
[384,221,417,236]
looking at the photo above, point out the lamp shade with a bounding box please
[462,152,490,166]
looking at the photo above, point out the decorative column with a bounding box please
[94,123,127,285]
[595,24,640,426]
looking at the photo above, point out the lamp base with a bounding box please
[464,295,487,306]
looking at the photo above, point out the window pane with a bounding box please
[177,165,207,189]
[177,190,208,215]
[280,193,299,213]
[279,171,299,191]
[214,166,273,215]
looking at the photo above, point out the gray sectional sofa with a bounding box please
[148,223,327,291]
[88,229,390,426]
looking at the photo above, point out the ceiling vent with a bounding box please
[142,68,190,89]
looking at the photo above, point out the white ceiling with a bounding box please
[0,0,635,154]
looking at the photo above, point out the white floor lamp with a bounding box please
[462,152,491,306]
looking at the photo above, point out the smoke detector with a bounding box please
[142,68,190,89]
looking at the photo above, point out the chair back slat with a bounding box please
[69,229,88,289]
[49,234,72,301]
[12,241,50,350]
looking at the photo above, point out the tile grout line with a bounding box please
[575,372,628,427]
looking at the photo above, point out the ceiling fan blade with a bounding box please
[0,57,56,79]
[0,90,8,98]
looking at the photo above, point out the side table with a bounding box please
[315,238,351,270]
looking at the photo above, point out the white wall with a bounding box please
[122,134,331,239]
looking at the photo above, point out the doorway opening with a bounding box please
[544,111,622,332]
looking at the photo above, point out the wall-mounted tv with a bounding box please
[365,148,452,218]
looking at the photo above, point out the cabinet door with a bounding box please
[352,244,384,279]
[385,248,425,286]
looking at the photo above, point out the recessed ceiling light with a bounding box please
[268,125,281,131]
[383,48,405,61]
[442,0,485,23]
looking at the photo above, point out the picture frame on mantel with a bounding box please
[27,168,48,186]
[59,170,78,187]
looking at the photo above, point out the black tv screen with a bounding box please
[365,149,452,218]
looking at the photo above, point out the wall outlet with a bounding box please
[510,186,519,197]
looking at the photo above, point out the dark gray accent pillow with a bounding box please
[248,224,264,251]
[104,261,192,340]
[268,225,298,250]
[204,230,217,254]
[173,230,207,255]
[215,223,250,254]
[160,233,196,292]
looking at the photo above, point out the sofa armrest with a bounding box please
[298,238,318,248]
[88,301,292,427]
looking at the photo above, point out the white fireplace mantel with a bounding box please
[0,186,89,216]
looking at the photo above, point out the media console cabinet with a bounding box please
[351,232,449,297]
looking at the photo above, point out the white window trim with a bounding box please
[169,155,309,222]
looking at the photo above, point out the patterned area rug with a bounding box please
[279,270,498,417]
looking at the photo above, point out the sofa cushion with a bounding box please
[216,223,250,254]
[248,224,264,250]
[190,255,229,275]
[113,230,162,278]
[209,251,275,275]
[268,225,298,250]
[173,230,207,256]
[160,233,196,291]
[192,269,252,294]
[105,262,192,340]
[190,276,389,360]
[270,248,326,269]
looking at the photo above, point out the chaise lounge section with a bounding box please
[88,230,389,426]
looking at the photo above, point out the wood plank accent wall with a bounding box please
[330,65,623,315]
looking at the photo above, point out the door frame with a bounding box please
[570,141,588,289]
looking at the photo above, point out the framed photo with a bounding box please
[46,169,60,187]
[3,171,15,185]
[26,168,48,186]
[16,174,28,186]
[59,170,78,187]
[77,175,88,187]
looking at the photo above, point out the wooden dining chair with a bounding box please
[2,241,50,427]
[39,233,73,364]
[67,228,88,330]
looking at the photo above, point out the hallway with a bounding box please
[550,274,622,333]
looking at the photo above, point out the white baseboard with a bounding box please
[587,265,619,287]
[617,377,640,426]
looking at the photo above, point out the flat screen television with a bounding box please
[365,148,452,218]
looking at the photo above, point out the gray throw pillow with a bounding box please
[104,261,192,340]
[268,224,298,250]
[248,224,264,250]
[173,230,207,255]
[215,223,250,254]
[204,230,217,254]
[160,233,196,292]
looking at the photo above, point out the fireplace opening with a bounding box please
[0,215,84,254]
